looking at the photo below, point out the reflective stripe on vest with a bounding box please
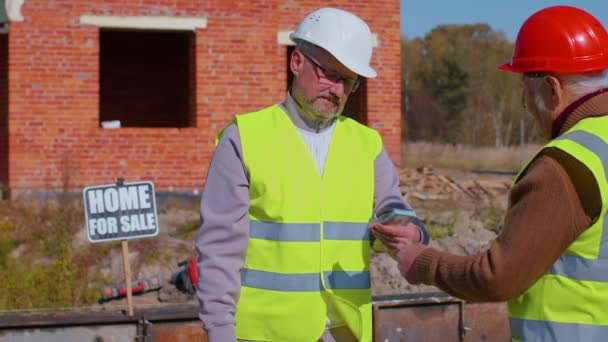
[241,269,371,291]
[510,317,608,341]
[547,130,608,282]
[508,119,608,341]
[245,220,372,290]
[250,220,370,242]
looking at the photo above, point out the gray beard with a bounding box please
[292,90,340,131]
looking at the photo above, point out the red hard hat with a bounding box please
[499,6,608,74]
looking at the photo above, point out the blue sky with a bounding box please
[401,1,608,42]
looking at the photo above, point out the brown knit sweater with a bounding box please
[407,92,608,302]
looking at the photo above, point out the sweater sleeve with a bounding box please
[372,147,430,248]
[196,124,250,341]
[373,147,406,212]
[408,152,600,301]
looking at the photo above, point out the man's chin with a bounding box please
[312,105,342,117]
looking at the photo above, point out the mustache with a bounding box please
[317,93,340,105]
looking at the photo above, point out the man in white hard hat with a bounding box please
[195,7,429,342]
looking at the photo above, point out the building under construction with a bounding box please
[0,0,402,198]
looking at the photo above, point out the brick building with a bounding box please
[0,0,402,199]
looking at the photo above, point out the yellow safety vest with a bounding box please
[223,105,381,341]
[509,116,608,341]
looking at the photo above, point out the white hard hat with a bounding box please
[290,7,377,78]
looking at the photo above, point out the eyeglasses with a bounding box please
[300,51,361,93]
[521,72,548,108]
[524,72,547,78]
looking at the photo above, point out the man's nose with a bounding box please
[327,80,347,97]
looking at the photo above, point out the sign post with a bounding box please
[83,179,159,316]
[121,239,133,316]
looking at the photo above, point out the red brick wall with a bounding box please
[0,33,7,196]
[7,0,401,195]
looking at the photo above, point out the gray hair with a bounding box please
[560,69,608,97]
[528,69,608,110]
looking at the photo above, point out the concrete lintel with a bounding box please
[80,15,207,31]
[5,0,25,22]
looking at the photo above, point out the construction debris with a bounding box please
[398,166,512,201]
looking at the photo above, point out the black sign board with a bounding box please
[83,181,159,242]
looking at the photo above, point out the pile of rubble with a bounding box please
[398,166,513,202]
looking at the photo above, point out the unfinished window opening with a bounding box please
[100,29,195,128]
[286,45,368,125]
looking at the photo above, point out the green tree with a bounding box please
[402,24,541,146]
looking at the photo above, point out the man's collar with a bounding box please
[552,88,608,138]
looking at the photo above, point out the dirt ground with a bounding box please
[97,167,514,308]
[370,167,513,295]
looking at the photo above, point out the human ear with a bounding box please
[545,75,563,110]
[290,50,304,76]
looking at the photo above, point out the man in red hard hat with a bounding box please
[373,5,608,341]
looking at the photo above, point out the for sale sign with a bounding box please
[83,181,159,242]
